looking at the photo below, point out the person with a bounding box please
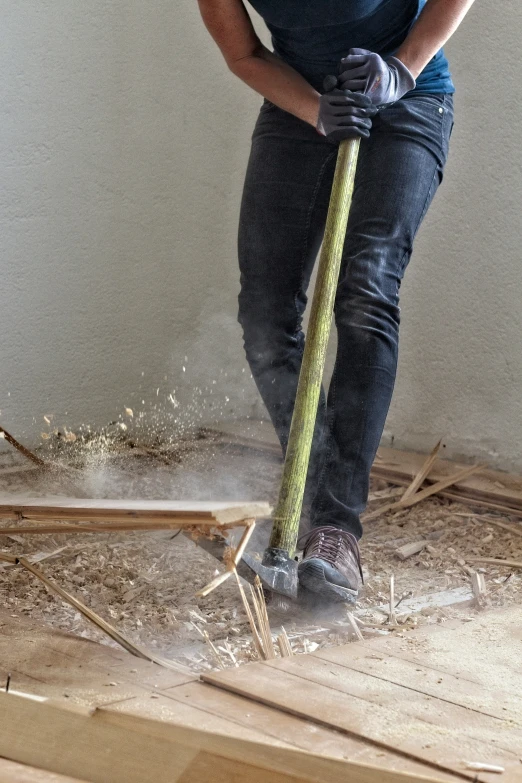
[197,0,476,602]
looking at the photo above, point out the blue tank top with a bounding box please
[247,0,454,94]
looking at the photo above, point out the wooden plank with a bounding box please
[261,656,522,750]
[204,660,521,780]
[162,681,463,781]
[0,691,457,783]
[313,644,522,725]
[0,498,271,526]
[400,441,442,502]
[354,605,522,690]
[372,447,522,513]
[103,693,283,744]
[0,758,88,783]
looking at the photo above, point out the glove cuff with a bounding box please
[386,56,416,95]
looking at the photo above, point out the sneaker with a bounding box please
[298,525,363,603]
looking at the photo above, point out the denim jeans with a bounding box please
[238,93,454,539]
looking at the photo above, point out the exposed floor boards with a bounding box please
[0,609,463,782]
[204,605,522,783]
[2,606,522,781]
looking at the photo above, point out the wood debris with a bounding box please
[464,762,505,774]
[470,571,487,609]
[276,626,294,657]
[466,557,522,569]
[395,541,428,561]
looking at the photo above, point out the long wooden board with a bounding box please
[0,692,456,783]
[0,498,271,526]
[160,681,462,781]
[0,758,88,783]
[372,447,522,514]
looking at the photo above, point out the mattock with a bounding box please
[242,136,361,604]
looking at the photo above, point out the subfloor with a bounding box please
[1,604,521,782]
[0,420,521,671]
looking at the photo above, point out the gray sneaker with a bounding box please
[298,525,363,603]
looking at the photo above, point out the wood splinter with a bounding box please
[196,519,256,598]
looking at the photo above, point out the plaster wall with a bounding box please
[1,2,521,469]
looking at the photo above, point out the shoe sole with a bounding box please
[298,559,358,604]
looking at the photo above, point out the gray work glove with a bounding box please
[338,48,416,107]
[317,75,378,142]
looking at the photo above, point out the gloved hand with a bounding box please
[338,48,416,107]
[317,76,378,142]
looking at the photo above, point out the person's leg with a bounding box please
[300,94,454,599]
[238,102,338,508]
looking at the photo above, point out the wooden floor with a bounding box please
[1,606,521,782]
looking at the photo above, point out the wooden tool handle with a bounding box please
[269,137,360,554]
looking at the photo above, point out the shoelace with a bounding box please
[298,526,364,581]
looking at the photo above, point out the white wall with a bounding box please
[385,0,522,469]
[1,2,521,469]
[0,1,263,444]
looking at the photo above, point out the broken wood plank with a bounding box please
[395,541,428,561]
[0,426,46,466]
[0,691,456,783]
[465,557,522,569]
[372,447,522,514]
[470,571,487,608]
[0,498,271,526]
[0,520,250,535]
[400,440,442,502]
[364,464,483,521]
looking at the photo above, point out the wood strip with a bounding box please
[204,660,521,780]
[364,464,483,522]
[465,557,522,568]
[0,520,228,535]
[313,645,522,725]
[0,691,455,783]
[263,657,522,762]
[401,440,442,502]
[0,465,41,478]
[0,498,272,526]
[0,554,189,673]
[0,426,46,466]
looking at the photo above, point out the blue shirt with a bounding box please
[247,0,454,94]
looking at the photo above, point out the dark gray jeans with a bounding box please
[238,93,454,539]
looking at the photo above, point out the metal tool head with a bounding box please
[242,546,299,600]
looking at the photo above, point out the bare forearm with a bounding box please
[197,0,319,126]
[231,46,320,125]
[396,0,476,78]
